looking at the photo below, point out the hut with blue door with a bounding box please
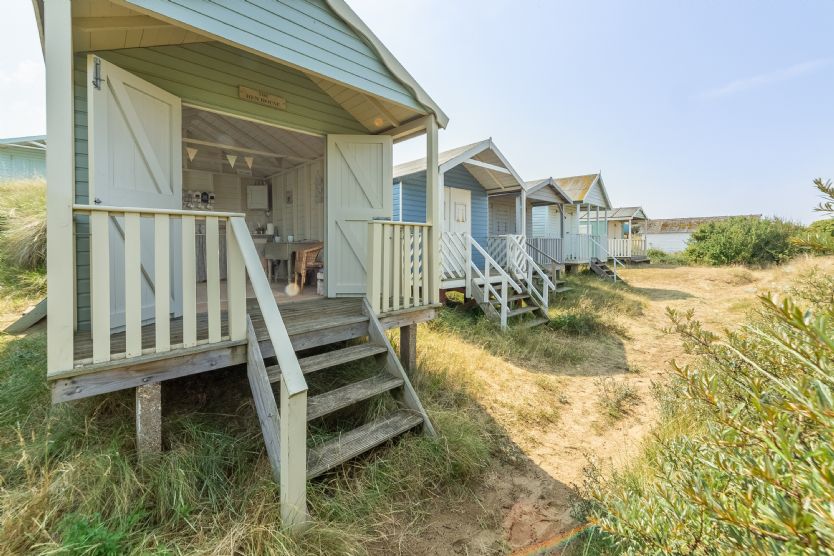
[393,139,559,329]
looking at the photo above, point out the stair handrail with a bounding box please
[468,235,523,293]
[525,240,560,266]
[229,217,309,528]
[505,235,556,310]
[589,235,624,283]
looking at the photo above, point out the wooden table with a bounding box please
[265,241,319,282]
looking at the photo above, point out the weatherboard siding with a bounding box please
[397,166,487,267]
[584,180,608,208]
[0,146,45,182]
[123,0,422,111]
[72,41,368,329]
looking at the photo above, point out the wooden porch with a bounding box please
[52,296,439,403]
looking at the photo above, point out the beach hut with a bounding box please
[37,0,449,526]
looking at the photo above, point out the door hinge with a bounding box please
[91,58,103,90]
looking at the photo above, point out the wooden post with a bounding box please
[45,0,75,375]
[425,116,441,304]
[399,324,417,375]
[136,383,162,456]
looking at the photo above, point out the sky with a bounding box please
[2,1,832,223]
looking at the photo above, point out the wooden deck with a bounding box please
[51,296,438,403]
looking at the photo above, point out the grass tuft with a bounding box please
[0,178,46,271]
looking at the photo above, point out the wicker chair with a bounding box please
[293,242,324,289]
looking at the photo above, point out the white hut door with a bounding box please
[326,135,392,296]
[444,187,471,236]
[88,56,183,329]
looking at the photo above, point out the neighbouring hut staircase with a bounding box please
[441,232,557,329]
[589,236,625,282]
[69,207,434,530]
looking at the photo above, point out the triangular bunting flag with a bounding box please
[185,147,198,162]
[244,156,254,170]
[226,154,238,168]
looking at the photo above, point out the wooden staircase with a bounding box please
[246,297,432,486]
[590,257,616,281]
[472,274,551,329]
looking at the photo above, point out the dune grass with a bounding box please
[0,178,47,271]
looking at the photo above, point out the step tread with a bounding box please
[508,305,539,317]
[517,316,549,329]
[554,286,573,293]
[267,343,388,382]
[307,410,424,479]
[307,374,403,421]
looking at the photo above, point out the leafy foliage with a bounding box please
[684,215,804,266]
[793,179,834,255]
[646,247,690,265]
[580,269,834,555]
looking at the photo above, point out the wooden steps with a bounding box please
[517,316,549,329]
[307,410,423,479]
[307,374,404,421]
[590,258,616,282]
[508,305,538,317]
[248,297,432,482]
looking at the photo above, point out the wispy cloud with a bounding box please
[700,58,829,99]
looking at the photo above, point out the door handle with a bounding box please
[94,198,102,205]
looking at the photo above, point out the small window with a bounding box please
[455,202,466,223]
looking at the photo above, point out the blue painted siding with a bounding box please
[124,0,422,111]
[396,165,487,267]
[0,147,45,182]
[393,180,402,221]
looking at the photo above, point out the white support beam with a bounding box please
[425,116,441,304]
[462,158,511,174]
[383,115,429,143]
[45,0,75,374]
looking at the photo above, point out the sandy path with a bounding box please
[393,257,833,555]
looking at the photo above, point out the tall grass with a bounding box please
[0,178,47,271]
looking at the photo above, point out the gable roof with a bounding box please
[646,215,762,234]
[603,207,647,221]
[33,0,447,131]
[394,139,525,191]
[0,135,47,151]
[524,178,573,205]
[553,173,612,208]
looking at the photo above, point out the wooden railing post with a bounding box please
[499,278,508,329]
[367,222,381,314]
[226,219,246,341]
[465,234,472,299]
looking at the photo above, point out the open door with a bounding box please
[88,56,183,328]
[326,135,392,296]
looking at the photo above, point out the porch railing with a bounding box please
[440,231,468,281]
[71,205,308,526]
[72,205,249,364]
[366,221,433,314]
[527,237,563,265]
[608,237,647,258]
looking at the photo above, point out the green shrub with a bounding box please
[646,248,689,265]
[0,178,47,270]
[684,216,804,266]
[580,269,834,554]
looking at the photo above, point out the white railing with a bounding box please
[505,235,556,311]
[72,206,308,526]
[440,231,468,281]
[72,205,248,364]
[527,237,563,264]
[608,236,647,258]
[562,234,602,263]
[468,236,522,329]
[367,221,433,314]
[229,217,308,528]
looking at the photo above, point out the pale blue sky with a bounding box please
[2,1,831,222]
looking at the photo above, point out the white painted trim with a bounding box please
[462,158,511,174]
[45,0,75,374]
[325,0,449,128]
